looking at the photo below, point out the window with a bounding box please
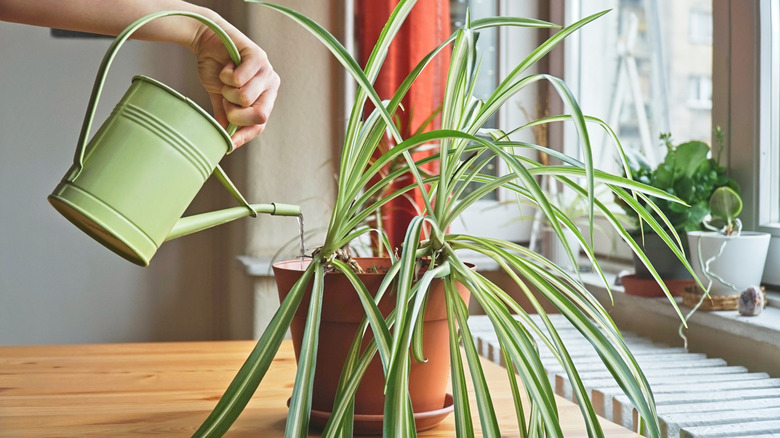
[689,8,713,45]
[448,0,780,283]
[451,0,499,125]
[708,1,779,287]
[561,0,714,258]
[451,0,499,203]
[688,75,712,109]
[758,0,780,285]
[566,0,713,173]
[448,0,542,244]
[759,0,780,230]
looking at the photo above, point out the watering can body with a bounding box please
[49,12,299,267]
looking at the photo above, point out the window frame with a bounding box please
[759,0,780,230]
[448,0,544,245]
[714,0,780,287]
[554,0,779,284]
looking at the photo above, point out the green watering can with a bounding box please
[49,11,300,267]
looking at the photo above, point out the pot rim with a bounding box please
[273,257,390,275]
[686,230,771,239]
[272,257,476,274]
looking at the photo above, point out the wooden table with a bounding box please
[0,339,640,437]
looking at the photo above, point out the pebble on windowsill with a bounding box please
[739,285,765,316]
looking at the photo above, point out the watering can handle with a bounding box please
[73,11,257,217]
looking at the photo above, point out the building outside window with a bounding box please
[689,7,713,45]
[566,0,713,171]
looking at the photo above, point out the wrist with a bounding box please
[184,6,225,53]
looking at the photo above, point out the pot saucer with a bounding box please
[621,274,693,298]
[288,393,454,436]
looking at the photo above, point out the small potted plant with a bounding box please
[535,185,617,273]
[191,2,692,437]
[538,188,585,271]
[686,186,771,308]
[617,130,739,297]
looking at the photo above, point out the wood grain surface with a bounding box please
[0,339,641,437]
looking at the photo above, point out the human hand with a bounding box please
[190,18,279,148]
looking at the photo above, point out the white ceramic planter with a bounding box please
[686,231,771,296]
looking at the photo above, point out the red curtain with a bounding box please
[356,0,451,251]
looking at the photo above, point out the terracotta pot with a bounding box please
[621,273,693,298]
[273,257,471,433]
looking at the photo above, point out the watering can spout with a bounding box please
[166,203,301,242]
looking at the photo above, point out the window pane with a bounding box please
[450,0,498,114]
[761,0,780,225]
[456,149,499,200]
[571,0,713,172]
[451,0,499,200]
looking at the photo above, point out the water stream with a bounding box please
[297,214,306,263]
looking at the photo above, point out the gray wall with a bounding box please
[0,1,343,345]
[0,20,238,345]
[242,0,341,337]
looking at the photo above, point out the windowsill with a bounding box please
[575,259,780,376]
[580,267,780,345]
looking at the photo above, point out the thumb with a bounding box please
[230,125,265,149]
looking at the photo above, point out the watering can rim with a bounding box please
[131,75,234,154]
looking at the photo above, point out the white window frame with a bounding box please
[449,0,543,244]
[759,0,780,230]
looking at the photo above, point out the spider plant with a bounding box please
[194,1,693,437]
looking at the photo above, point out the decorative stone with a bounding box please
[738,285,764,316]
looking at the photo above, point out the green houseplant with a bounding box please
[617,131,738,295]
[193,2,694,437]
[619,131,738,237]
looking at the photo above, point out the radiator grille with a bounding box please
[468,314,780,437]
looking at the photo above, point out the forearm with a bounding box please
[0,0,221,49]
[1,0,277,147]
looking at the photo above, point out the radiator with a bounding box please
[468,314,780,438]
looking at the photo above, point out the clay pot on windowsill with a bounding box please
[620,274,693,298]
[624,232,695,297]
[631,232,692,280]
